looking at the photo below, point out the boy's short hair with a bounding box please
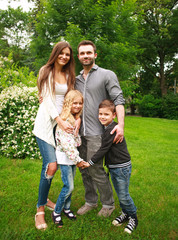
[99,100,116,114]
[77,40,97,53]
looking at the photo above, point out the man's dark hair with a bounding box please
[77,40,96,53]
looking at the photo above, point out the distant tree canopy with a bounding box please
[0,6,31,66]
[136,0,178,96]
[30,0,141,80]
[0,0,177,99]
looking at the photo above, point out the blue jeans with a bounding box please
[55,165,76,214]
[109,165,137,216]
[36,137,56,208]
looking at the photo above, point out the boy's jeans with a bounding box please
[55,165,76,214]
[109,165,137,216]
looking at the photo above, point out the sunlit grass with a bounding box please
[0,116,177,240]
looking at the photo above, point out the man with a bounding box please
[75,40,125,217]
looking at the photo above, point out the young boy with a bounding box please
[83,99,138,234]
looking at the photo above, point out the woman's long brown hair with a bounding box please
[37,41,75,96]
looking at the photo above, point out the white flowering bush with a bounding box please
[0,84,41,159]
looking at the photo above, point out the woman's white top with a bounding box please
[33,72,67,148]
[55,82,68,114]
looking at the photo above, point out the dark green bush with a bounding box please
[138,93,178,119]
[138,94,162,117]
[162,93,178,120]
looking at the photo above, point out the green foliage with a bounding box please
[0,54,36,92]
[0,0,177,100]
[162,93,178,120]
[138,94,162,117]
[138,93,178,119]
[120,78,141,114]
[0,7,32,66]
[136,0,178,96]
[30,0,141,78]
[0,84,40,159]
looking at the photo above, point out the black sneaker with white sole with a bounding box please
[124,215,138,234]
[112,211,128,226]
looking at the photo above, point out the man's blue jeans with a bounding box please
[55,165,76,214]
[36,137,56,208]
[109,165,137,216]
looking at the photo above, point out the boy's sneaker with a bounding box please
[124,216,138,234]
[112,211,128,226]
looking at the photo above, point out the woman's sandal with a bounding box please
[35,212,48,230]
[46,198,56,211]
[51,211,63,228]
[63,209,76,220]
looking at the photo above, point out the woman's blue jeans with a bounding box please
[55,165,76,214]
[109,165,137,216]
[36,137,56,208]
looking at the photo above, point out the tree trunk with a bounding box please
[159,52,167,96]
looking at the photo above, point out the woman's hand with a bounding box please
[74,117,81,136]
[55,116,74,134]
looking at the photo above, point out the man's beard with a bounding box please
[81,58,94,66]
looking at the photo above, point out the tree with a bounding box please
[0,6,31,66]
[136,0,178,96]
[30,0,141,80]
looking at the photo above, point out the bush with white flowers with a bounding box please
[0,84,41,159]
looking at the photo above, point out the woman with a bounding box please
[33,41,76,230]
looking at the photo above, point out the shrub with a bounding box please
[120,79,141,114]
[138,94,162,117]
[0,84,40,159]
[162,93,178,120]
[0,55,36,92]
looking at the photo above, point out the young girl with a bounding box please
[52,90,86,227]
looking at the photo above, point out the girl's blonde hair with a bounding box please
[60,90,83,126]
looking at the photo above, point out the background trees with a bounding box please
[0,6,31,66]
[136,0,178,97]
[0,0,177,118]
[29,0,141,79]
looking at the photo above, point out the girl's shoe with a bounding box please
[51,211,63,227]
[35,212,48,230]
[63,209,76,220]
[46,198,56,211]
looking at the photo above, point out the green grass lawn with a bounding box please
[0,116,177,240]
